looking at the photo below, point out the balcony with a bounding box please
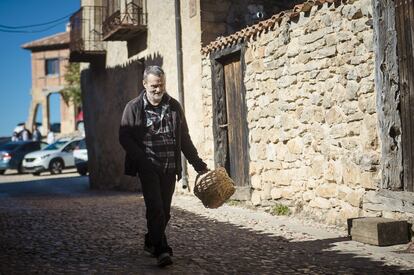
[69,6,106,62]
[102,0,147,41]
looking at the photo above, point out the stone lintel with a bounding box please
[348,217,409,246]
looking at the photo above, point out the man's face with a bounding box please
[143,74,166,106]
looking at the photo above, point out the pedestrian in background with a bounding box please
[20,125,31,141]
[32,124,41,142]
[11,131,18,142]
[47,131,55,144]
[119,65,208,267]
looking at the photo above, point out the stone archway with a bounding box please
[26,89,51,136]
[27,88,76,136]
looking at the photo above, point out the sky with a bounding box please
[0,0,80,137]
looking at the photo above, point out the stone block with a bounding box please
[325,106,344,125]
[309,197,331,209]
[261,182,273,200]
[251,190,262,206]
[281,186,299,199]
[348,217,409,246]
[250,174,262,189]
[345,189,365,207]
[303,190,315,202]
[316,184,338,198]
[271,187,282,199]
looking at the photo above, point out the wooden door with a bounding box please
[222,55,249,188]
[395,0,414,191]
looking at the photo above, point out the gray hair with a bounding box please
[143,65,165,82]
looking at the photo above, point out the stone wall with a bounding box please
[200,0,302,46]
[246,1,378,226]
[202,0,414,227]
[200,58,215,169]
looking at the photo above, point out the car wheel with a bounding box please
[77,168,87,176]
[0,170,5,175]
[32,172,40,176]
[49,159,64,174]
[17,163,24,174]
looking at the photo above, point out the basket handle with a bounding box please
[195,173,201,184]
[195,169,210,184]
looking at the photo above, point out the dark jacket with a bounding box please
[119,92,207,180]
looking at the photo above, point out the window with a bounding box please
[45,58,59,76]
[63,141,80,152]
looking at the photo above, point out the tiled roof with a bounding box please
[201,0,344,55]
[22,31,69,50]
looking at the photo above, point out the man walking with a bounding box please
[119,66,208,267]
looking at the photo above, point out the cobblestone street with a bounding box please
[0,172,413,274]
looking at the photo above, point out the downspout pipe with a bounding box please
[174,0,189,189]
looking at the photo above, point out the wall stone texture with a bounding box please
[202,1,414,227]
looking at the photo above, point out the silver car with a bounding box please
[73,138,88,176]
[22,138,82,175]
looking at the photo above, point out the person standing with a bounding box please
[32,124,42,142]
[119,66,208,267]
[11,131,18,142]
[20,125,31,141]
[47,131,55,144]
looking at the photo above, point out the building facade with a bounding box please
[71,0,414,228]
[22,30,77,136]
[71,0,285,190]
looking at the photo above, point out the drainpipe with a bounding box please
[174,0,189,189]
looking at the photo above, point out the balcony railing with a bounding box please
[102,0,147,41]
[69,6,106,62]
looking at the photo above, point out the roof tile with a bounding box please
[22,31,69,50]
[201,0,345,55]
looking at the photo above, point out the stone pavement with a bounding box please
[0,173,413,274]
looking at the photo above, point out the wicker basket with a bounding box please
[194,167,236,209]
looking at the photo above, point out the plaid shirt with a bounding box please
[142,93,176,174]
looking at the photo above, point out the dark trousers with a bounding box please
[139,170,176,256]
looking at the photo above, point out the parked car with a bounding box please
[0,141,48,174]
[22,137,82,176]
[73,138,88,176]
[0,137,10,146]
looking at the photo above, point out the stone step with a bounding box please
[348,217,410,246]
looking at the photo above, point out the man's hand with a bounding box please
[198,168,210,176]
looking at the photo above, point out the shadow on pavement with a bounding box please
[1,170,78,177]
[170,210,412,274]
[0,177,412,274]
[0,175,90,198]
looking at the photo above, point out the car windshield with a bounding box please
[0,142,21,151]
[43,140,68,151]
